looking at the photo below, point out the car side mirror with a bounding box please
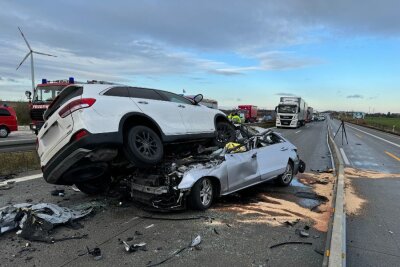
[193,94,203,104]
[25,91,32,99]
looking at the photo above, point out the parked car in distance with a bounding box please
[130,125,306,210]
[0,104,18,138]
[37,84,236,193]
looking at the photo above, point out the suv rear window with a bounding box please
[127,87,163,100]
[0,108,11,116]
[104,87,129,97]
[44,85,83,120]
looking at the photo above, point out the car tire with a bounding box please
[214,121,236,147]
[0,126,9,138]
[190,177,215,210]
[75,174,111,195]
[125,125,163,166]
[276,161,294,186]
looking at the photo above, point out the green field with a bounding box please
[364,116,400,129]
[0,151,40,175]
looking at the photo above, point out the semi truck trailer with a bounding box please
[275,97,308,128]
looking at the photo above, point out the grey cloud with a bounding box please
[347,94,364,99]
[275,93,297,96]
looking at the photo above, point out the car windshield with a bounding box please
[278,105,297,114]
[33,86,63,103]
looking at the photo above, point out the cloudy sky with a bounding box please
[1,0,399,112]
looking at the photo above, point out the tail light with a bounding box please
[58,98,96,118]
[72,129,89,142]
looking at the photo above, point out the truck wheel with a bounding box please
[0,126,9,138]
[125,125,163,166]
[190,177,215,210]
[276,161,294,186]
[214,121,235,147]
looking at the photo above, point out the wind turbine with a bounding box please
[16,27,57,91]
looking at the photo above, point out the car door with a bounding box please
[225,150,260,192]
[127,87,187,136]
[158,91,215,134]
[257,133,290,180]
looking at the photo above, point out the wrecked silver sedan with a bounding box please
[129,126,305,210]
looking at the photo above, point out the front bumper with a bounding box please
[42,131,121,184]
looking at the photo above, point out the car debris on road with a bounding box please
[0,202,93,242]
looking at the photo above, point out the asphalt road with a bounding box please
[0,122,333,267]
[328,118,400,266]
[0,130,36,152]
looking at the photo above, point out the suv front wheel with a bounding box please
[125,125,164,166]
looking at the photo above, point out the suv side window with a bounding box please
[0,108,11,116]
[104,87,129,97]
[159,91,193,105]
[127,87,163,100]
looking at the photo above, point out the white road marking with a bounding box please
[0,173,42,186]
[340,148,350,165]
[295,130,302,134]
[346,124,400,148]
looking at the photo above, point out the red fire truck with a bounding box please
[238,105,258,123]
[25,77,75,134]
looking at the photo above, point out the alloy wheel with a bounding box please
[134,130,158,158]
[199,179,213,206]
[282,163,293,183]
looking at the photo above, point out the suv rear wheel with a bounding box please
[0,126,9,138]
[125,125,163,166]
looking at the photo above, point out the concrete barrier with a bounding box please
[324,124,346,266]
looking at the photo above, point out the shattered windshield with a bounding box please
[33,86,63,103]
[278,105,297,114]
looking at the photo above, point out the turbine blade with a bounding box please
[18,26,32,51]
[33,51,57,57]
[16,52,31,70]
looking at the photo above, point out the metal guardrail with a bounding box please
[324,123,346,267]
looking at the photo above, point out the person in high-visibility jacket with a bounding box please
[228,112,242,124]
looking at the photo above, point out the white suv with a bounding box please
[37,84,235,193]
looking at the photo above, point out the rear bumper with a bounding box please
[42,131,121,184]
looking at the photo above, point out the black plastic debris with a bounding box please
[51,189,65,197]
[283,219,300,227]
[213,228,220,235]
[135,230,143,236]
[87,246,102,261]
[270,241,312,249]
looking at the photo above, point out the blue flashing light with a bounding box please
[42,79,47,84]
[69,77,74,84]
